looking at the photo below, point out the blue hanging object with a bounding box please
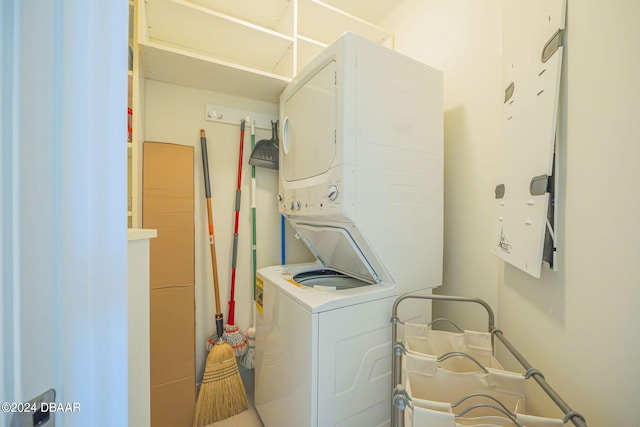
[281,215,286,265]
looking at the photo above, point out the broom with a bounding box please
[221,119,248,357]
[242,119,258,369]
[194,129,248,427]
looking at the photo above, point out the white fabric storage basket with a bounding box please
[405,351,526,416]
[405,405,565,427]
[404,322,503,372]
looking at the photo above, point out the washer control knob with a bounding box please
[289,201,295,210]
[328,185,339,201]
[296,201,302,211]
[277,194,284,202]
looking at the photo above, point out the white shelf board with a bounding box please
[320,0,403,25]
[138,0,396,101]
[297,0,391,45]
[141,42,290,103]
[187,0,292,34]
[146,0,293,75]
[297,36,326,74]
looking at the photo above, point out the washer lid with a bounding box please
[293,223,380,284]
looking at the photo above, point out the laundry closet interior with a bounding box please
[124,1,639,427]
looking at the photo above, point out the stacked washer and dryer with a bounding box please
[254,33,443,427]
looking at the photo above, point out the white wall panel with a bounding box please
[383,0,640,425]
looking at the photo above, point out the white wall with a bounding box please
[144,80,312,380]
[384,0,640,424]
[498,0,640,424]
[381,0,503,329]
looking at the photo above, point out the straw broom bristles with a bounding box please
[193,341,248,427]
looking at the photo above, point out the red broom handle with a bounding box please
[228,120,245,325]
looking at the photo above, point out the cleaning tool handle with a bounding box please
[227,300,236,326]
[215,313,224,340]
[227,120,246,325]
[206,199,221,313]
[237,120,246,189]
[201,130,223,317]
[281,215,286,264]
[250,127,258,303]
[200,130,211,198]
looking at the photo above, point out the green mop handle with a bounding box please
[250,120,257,300]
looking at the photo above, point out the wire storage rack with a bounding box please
[390,294,588,427]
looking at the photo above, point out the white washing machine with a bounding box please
[255,33,443,427]
[255,263,396,427]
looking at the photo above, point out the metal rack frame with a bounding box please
[390,294,587,427]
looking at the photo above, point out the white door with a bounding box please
[1,1,128,426]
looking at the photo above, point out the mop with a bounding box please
[194,129,248,426]
[221,119,248,357]
[242,119,258,369]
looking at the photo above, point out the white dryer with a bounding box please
[254,33,443,427]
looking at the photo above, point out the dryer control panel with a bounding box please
[279,164,356,222]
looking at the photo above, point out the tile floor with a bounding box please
[208,368,264,427]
